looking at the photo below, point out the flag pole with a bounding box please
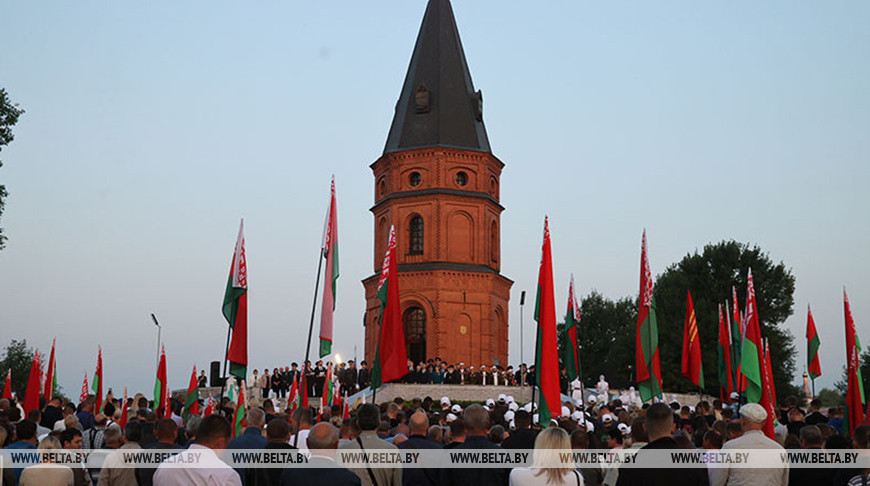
[371,317,385,405]
[219,323,231,414]
[576,335,587,427]
[294,247,325,447]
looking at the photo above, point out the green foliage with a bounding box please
[653,240,797,399]
[0,340,41,399]
[573,291,637,389]
[0,88,24,250]
[817,388,844,407]
[834,345,870,399]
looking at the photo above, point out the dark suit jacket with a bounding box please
[398,435,442,486]
[615,437,709,486]
[281,456,361,486]
[229,427,268,485]
[247,442,297,486]
[439,435,508,486]
[500,429,538,450]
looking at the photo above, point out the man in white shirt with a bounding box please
[153,415,241,486]
[711,403,788,486]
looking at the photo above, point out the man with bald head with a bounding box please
[398,411,441,486]
[440,404,507,486]
[281,422,360,486]
[229,407,268,485]
[711,403,787,486]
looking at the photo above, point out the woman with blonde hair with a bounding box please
[19,436,74,486]
[509,427,583,486]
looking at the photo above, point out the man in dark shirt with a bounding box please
[440,405,508,486]
[500,410,538,450]
[804,399,828,426]
[248,418,296,486]
[398,411,442,486]
[136,418,181,486]
[358,361,371,389]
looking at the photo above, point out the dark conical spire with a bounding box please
[383,0,491,155]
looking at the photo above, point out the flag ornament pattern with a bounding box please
[807,305,822,380]
[844,290,864,437]
[562,274,581,381]
[92,346,103,412]
[534,217,561,426]
[717,304,734,400]
[741,269,764,405]
[636,230,663,402]
[319,177,340,358]
[681,290,704,388]
[44,338,57,401]
[370,225,408,390]
[80,373,89,403]
[23,350,41,413]
[224,219,249,380]
[155,344,168,417]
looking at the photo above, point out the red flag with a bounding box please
[370,226,408,388]
[80,373,89,404]
[319,177,339,358]
[203,395,214,417]
[718,304,735,401]
[533,217,561,425]
[636,230,663,402]
[301,372,309,408]
[44,338,56,401]
[342,393,349,419]
[845,289,865,436]
[155,345,168,417]
[764,339,777,409]
[92,347,103,413]
[233,380,246,437]
[807,305,822,379]
[760,338,776,439]
[288,374,300,415]
[681,290,704,388]
[2,370,11,400]
[184,365,200,419]
[119,387,129,429]
[224,219,249,379]
[23,349,41,413]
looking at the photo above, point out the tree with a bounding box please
[817,388,843,407]
[834,345,870,401]
[567,291,637,389]
[0,88,25,250]
[653,240,799,400]
[0,339,41,399]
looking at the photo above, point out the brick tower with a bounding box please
[363,0,513,368]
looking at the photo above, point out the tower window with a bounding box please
[409,215,424,255]
[455,171,468,187]
[409,171,421,187]
[415,85,430,114]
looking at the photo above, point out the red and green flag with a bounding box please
[321,363,335,415]
[731,288,744,393]
[183,365,199,421]
[288,374,300,415]
[155,344,168,417]
[80,373,88,404]
[224,219,249,380]
[717,304,735,401]
[740,268,764,404]
[319,177,339,358]
[534,217,561,426]
[119,387,129,429]
[681,290,704,388]
[92,346,103,412]
[636,230,662,402]
[806,305,822,380]
[562,274,581,381]
[203,395,214,417]
[764,338,777,409]
[760,338,776,439]
[370,225,408,389]
[23,350,41,413]
[233,380,246,437]
[44,338,57,401]
[2,370,11,400]
[844,290,865,437]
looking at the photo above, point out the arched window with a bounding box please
[403,307,426,363]
[409,216,424,255]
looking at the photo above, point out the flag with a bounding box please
[342,393,350,419]
[534,217,561,426]
[23,349,41,413]
[764,339,777,408]
[183,365,200,421]
[119,387,129,429]
[203,395,214,417]
[288,374,300,415]
[858,334,866,406]
[44,338,57,401]
[224,219,249,380]
[760,338,776,439]
[233,380,246,438]
[155,344,167,417]
[805,305,822,380]
[319,177,339,358]
[80,373,89,404]
[321,363,334,416]
[682,290,704,388]
[636,230,663,402]
[562,274,581,381]
[370,225,408,389]
[845,289,865,436]
[2,370,10,400]
[740,268,764,404]
[727,296,742,393]
[718,304,734,401]
[92,346,103,412]
[163,378,172,419]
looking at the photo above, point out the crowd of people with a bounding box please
[0,384,867,486]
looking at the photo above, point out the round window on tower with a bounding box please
[455,171,468,187]
[409,171,421,187]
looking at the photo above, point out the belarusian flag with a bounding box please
[681,290,704,388]
[764,338,777,408]
[741,268,764,404]
[301,373,309,408]
[760,338,776,439]
[562,274,581,381]
[370,225,408,389]
[844,290,864,436]
[288,374,300,415]
[92,346,103,412]
[203,395,214,417]
[858,334,866,406]
[730,288,743,393]
[233,380,246,438]
[154,345,167,417]
[183,365,199,421]
[23,350,41,413]
[342,393,349,419]
[321,363,334,415]
[2,370,11,399]
[717,304,734,401]
[80,373,88,403]
[224,219,249,380]
[319,177,339,358]
[534,217,561,426]
[807,305,822,380]
[119,387,129,429]
[44,338,57,401]
[636,230,662,402]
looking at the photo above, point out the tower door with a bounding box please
[403,307,426,364]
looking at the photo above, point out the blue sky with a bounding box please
[0,1,868,396]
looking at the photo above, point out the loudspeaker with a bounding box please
[209,361,223,387]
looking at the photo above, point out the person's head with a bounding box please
[38,435,62,452]
[449,418,467,442]
[428,425,443,444]
[409,411,429,436]
[788,408,805,423]
[531,426,572,484]
[571,429,589,449]
[124,422,142,443]
[27,409,41,424]
[266,418,291,443]
[645,403,674,441]
[290,407,313,431]
[853,424,870,449]
[489,425,506,444]
[809,399,822,412]
[799,425,822,449]
[514,410,531,430]
[196,415,232,449]
[703,430,723,449]
[62,402,76,417]
[156,418,179,443]
[739,403,767,432]
[247,407,266,430]
[726,420,743,441]
[60,428,83,449]
[463,404,490,435]
[104,427,123,449]
[605,428,623,448]
[357,404,381,431]
[307,422,339,455]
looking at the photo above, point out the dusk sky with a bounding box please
[1,1,867,396]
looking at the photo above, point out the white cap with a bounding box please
[740,403,768,423]
[571,410,584,421]
[532,413,539,425]
[587,396,597,404]
[506,395,515,404]
[730,392,740,400]
[446,413,457,422]
[560,406,570,417]
[602,413,614,423]
[504,410,515,422]
[585,421,595,432]
[486,398,496,407]
[509,419,516,431]
[508,402,519,412]
[497,394,507,403]
[440,396,451,405]
[523,403,532,412]
[688,405,695,413]
[617,423,629,432]
[451,404,462,414]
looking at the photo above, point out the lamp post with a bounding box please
[519,290,526,377]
